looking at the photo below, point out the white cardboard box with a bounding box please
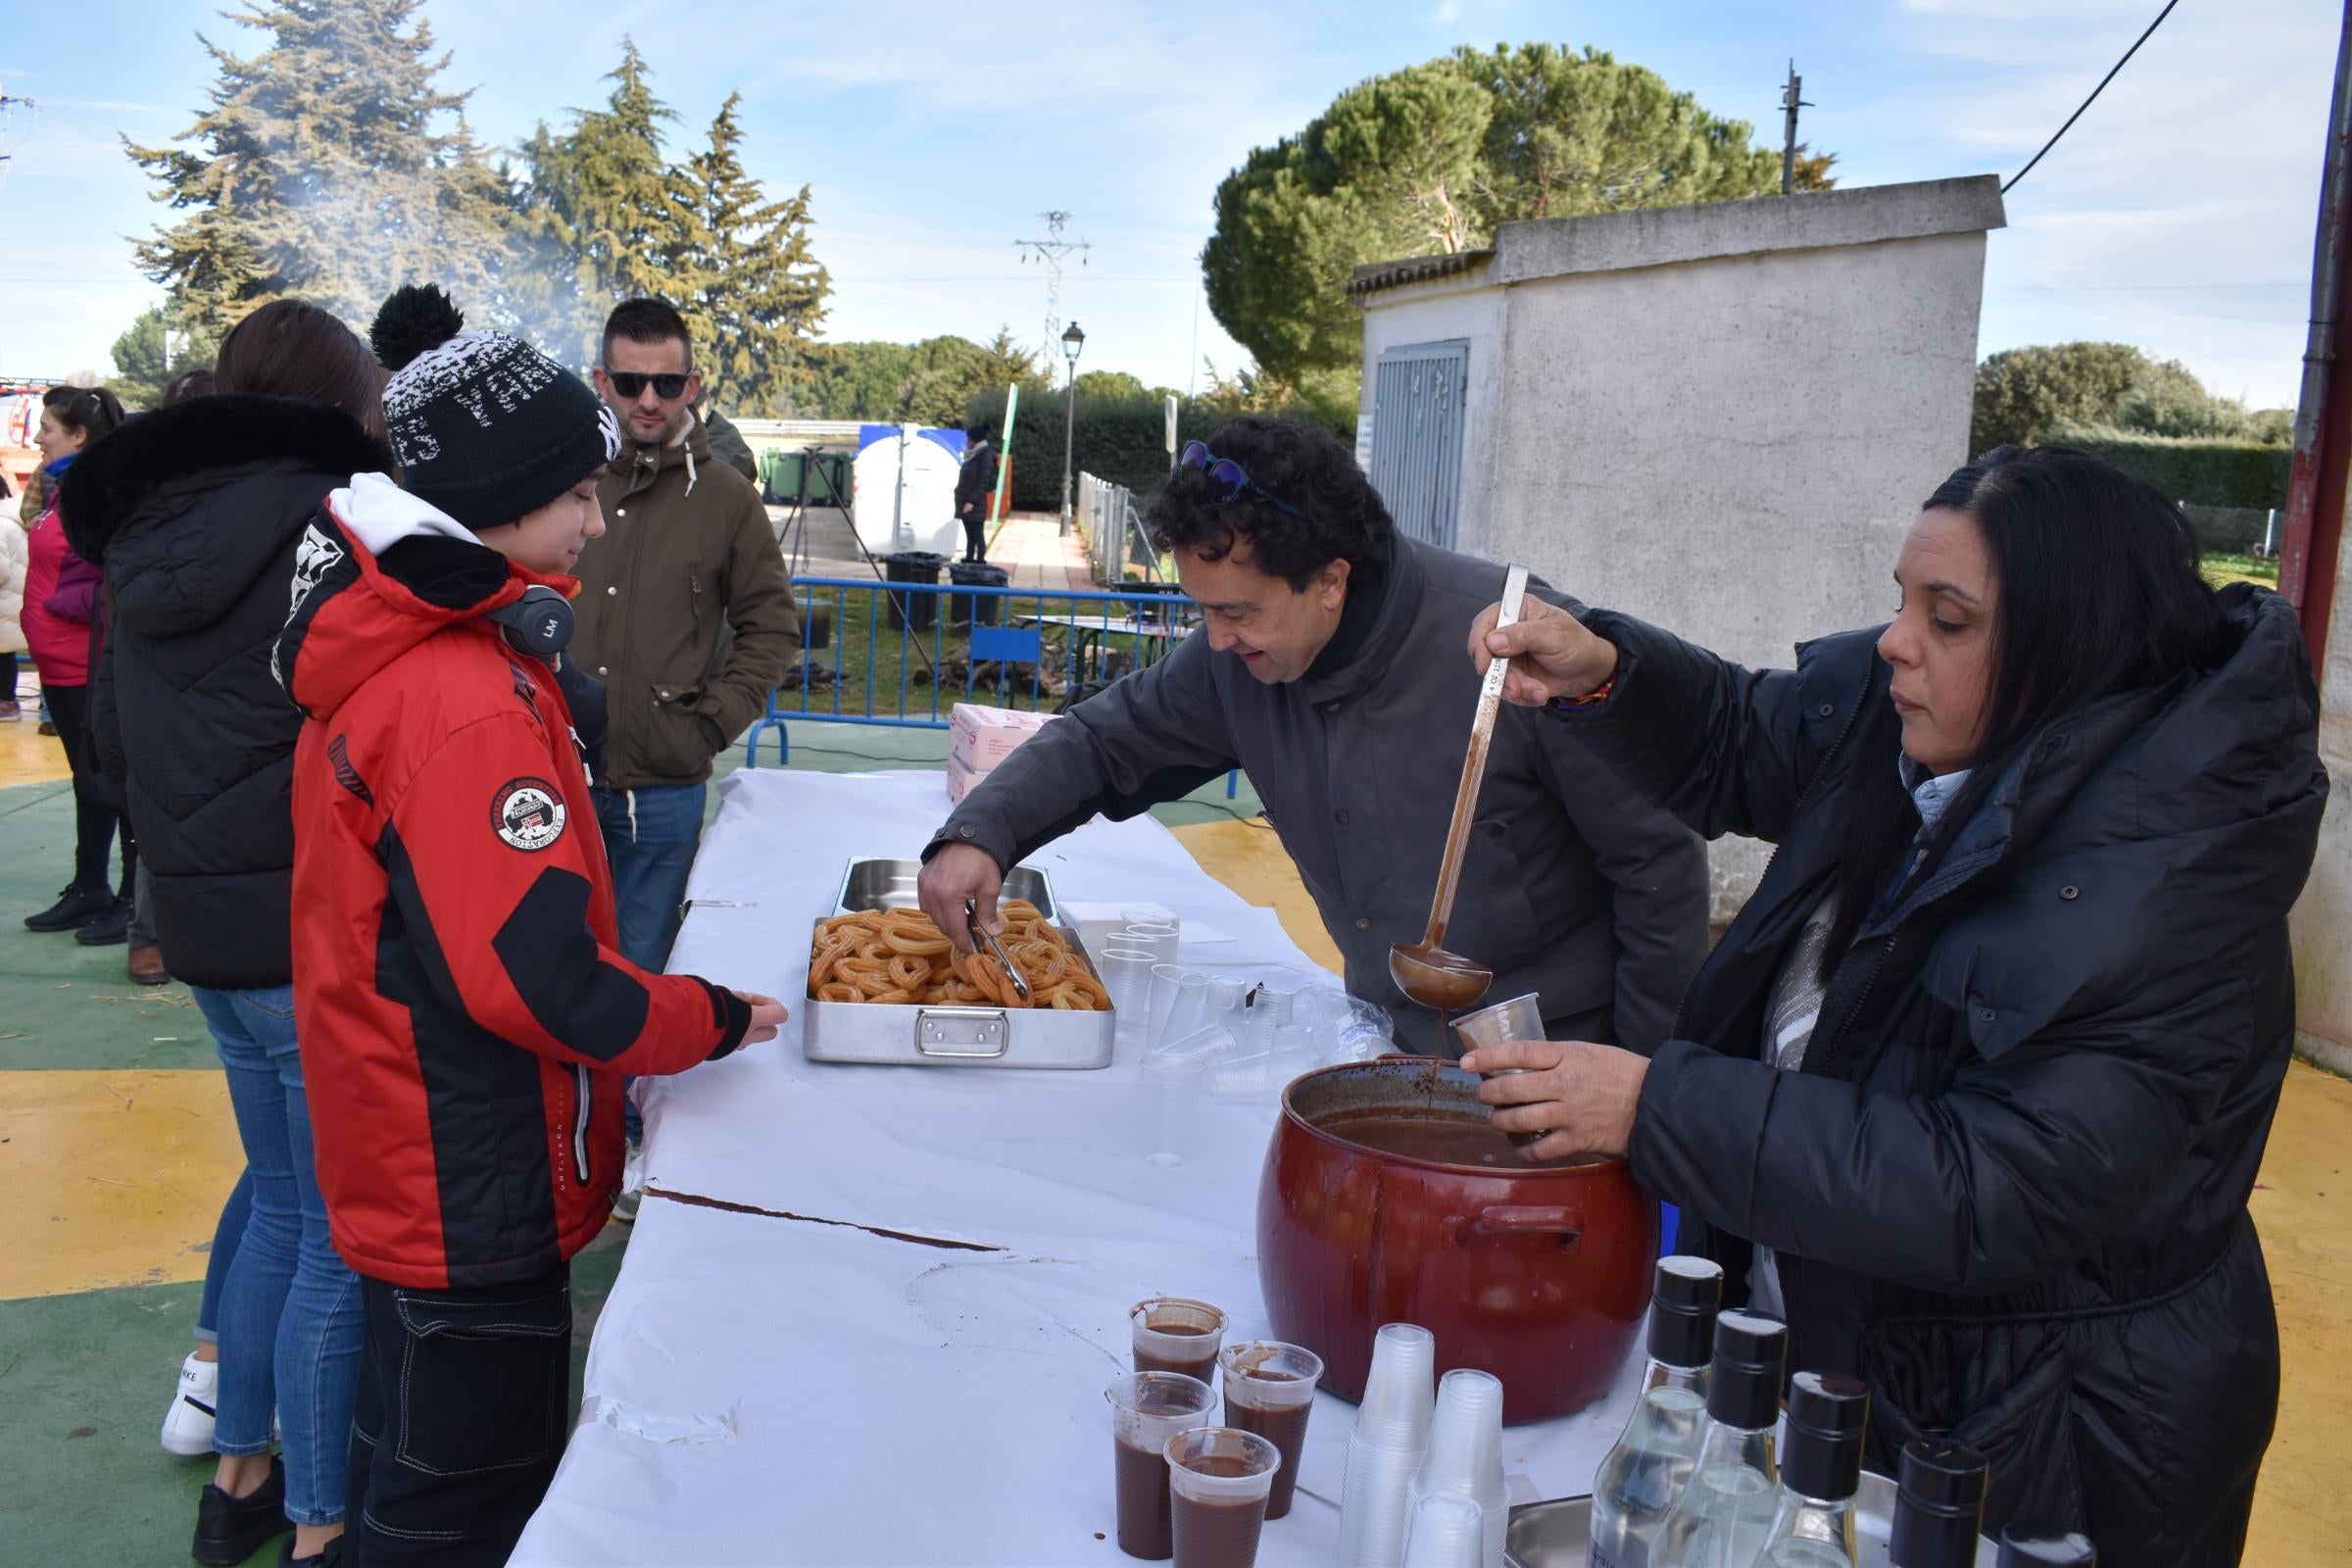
[950,702,1054,773]
[945,751,988,806]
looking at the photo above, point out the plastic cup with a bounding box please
[1354,1323,1437,1449]
[1450,992,1544,1057]
[1253,985,1298,1027]
[1132,1297,1228,1381]
[1106,1372,1217,1561]
[1143,1052,1206,1166]
[1411,1368,1505,1568]
[1165,1426,1280,1568]
[1204,976,1248,1021]
[1147,964,1199,1047]
[1100,949,1160,1045]
[1218,1341,1322,1521]
[1122,908,1177,933]
[1162,972,1213,1048]
[1120,920,1182,967]
[1401,1492,1487,1568]
[1341,1432,1421,1568]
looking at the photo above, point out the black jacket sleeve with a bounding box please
[551,653,610,784]
[90,616,126,792]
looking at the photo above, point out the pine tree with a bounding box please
[515,38,698,367]
[675,93,830,416]
[127,0,520,339]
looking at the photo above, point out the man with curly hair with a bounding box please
[918,416,1707,1054]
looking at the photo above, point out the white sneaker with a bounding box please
[161,1352,218,1457]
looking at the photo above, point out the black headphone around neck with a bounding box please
[485,585,574,658]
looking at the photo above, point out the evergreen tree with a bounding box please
[126,0,520,339]
[675,94,830,416]
[515,38,696,367]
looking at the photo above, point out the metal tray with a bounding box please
[801,858,1113,1070]
[1505,1473,1997,1568]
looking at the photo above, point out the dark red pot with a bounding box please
[1255,1057,1657,1427]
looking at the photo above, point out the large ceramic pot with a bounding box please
[1256,1057,1656,1426]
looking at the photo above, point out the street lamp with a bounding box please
[1058,321,1085,536]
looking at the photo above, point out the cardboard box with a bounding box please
[946,751,989,805]
[950,702,1054,773]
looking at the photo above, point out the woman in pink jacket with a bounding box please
[22,386,135,937]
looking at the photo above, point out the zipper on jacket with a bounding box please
[570,1064,592,1186]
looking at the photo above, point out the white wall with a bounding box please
[2290,535,2352,1075]
[1356,275,1507,560]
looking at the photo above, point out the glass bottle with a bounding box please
[1649,1309,1787,1568]
[1997,1524,2097,1566]
[1754,1371,1870,1566]
[1888,1440,1988,1568]
[1587,1256,1727,1568]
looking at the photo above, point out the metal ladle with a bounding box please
[1388,563,1531,1014]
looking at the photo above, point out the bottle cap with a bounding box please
[1890,1439,1988,1568]
[1997,1525,2097,1566]
[1646,1255,1723,1369]
[1780,1371,1869,1500]
[1703,1308,1786,1430]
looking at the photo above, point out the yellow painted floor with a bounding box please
[0,703,71,787]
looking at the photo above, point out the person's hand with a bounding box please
[917,844,1004,954]
[1466,596,1619,708]
[735,992,789,1047]
[1459,1038,1648,1162]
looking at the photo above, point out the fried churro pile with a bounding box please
[807,902,1111,1010]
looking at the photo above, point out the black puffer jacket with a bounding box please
[61,396,389,990]
[1570,585,2323,1566]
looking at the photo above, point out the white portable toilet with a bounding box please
[852,423,966,560]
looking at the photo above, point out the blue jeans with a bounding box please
[594,784,706,1142]
[196,983,364,1527]
[194,1169,254,1347]
[591,783,709,972]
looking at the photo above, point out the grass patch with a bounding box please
[2202,552,2280,589]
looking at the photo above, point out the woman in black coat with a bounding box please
[1462,445,2325,1565]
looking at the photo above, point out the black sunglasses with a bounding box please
[606,370,691,400]
[1180,441,1304,518]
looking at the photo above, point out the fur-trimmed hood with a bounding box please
[58,394,392,565]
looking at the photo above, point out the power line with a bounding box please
[2002,0,2181,195]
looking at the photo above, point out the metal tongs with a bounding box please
[964,897,1034,1002]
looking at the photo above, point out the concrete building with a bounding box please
[1352,174,2006,918]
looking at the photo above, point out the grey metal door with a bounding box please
[1369,339,1469,551]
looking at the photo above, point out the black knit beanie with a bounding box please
[368,284,620,532]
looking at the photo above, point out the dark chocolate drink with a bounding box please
[1170,1460,1269,1568]
[1114,1434,1178,1559]
[1222,1385,1309,1519]
[1135,1322,1219,1380]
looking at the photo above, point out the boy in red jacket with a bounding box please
[276,286,785,1567]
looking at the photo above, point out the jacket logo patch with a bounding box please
[491,778,567,852]
[289,522,346,616]
[326,734,374,806]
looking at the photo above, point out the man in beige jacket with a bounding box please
[575,297,801,975]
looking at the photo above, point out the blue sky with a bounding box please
[0,0,2336,408]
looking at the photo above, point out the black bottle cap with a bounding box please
[1703,1308,1786,1430]
[1646,1255,1723,1369]
[1889,1440,1988,1568]
[1997,1525,2097,1566]
[1780,1371,1869,1500]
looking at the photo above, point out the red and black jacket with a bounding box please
[277,473,750,1289]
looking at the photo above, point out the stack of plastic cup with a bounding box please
[1340,1322,1437,1568]
[1409,1368,1506,1567]
[1401,1493,1487,1568]
[1143,1052,1206,1166]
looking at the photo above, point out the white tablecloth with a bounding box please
[512,769,1639,1566]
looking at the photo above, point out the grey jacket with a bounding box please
[929,538,1709,1050]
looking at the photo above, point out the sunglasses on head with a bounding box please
[606,370,691,400]
[1179,441,1304,519]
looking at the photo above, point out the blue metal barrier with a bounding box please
[744,577,1238,803]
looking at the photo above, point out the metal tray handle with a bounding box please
[916,1006,1012,1058]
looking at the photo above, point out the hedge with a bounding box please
[2040,426,2290,512]
[966,390,1351,513]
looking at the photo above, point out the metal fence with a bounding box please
[743,575,1201,763]
[1075,471,1167,586]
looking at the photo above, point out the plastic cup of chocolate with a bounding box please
[1164,1426,1281,1568]
[1216,1340,1323,1520]
[1105,1372,1217,1560]
[1132,1298,1228,1379]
